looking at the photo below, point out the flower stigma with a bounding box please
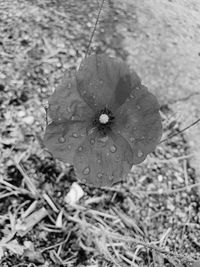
[99,114,109,124]
[92,108,115,136]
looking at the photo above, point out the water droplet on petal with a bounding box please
[58,137,66,143]
[90,138,95,145]
[106,152,110,157]
[97,173,103,179]
[97,159,101,164]
[72,132,78,138]
[83,167,90,175]
[130,137,135,143]
[110,145,117,153]
[78,146,83,152]
[137,150,143,158]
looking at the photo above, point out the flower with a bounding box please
[43,54,162,187]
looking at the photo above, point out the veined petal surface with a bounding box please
[73,131,133,187]
[114,84,162,164]
[76,54,141,112]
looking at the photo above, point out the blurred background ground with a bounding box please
[114,0,200,191]
[0,0,200,266]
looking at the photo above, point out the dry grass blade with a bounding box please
[16,207,48,237]
[0,180,32,198]
[160,117,200,144]
[15,163,38,197]
[43,192,59,213]
[112,207,145,237]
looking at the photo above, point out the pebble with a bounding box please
[22,115,35,124]
[157,175,163,182]
[18,110,26,117]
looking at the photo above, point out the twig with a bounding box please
[138,182,200,196]
[148,154,193,163]
[160,117,200,144]
[85,0,105,57]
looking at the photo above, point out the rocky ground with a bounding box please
[0,0,200,266]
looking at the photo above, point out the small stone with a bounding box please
[158,175,163,182]
[18,110,26,117]
[23,241,33,249]
[65,182,84,205]
[69,49,76,57]
[22,116,34,124]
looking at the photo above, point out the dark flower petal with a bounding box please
[76,54,141,112]
[43,120,88,164]
[48,74,93,122]
[114,84,162,164]
[73,131,133,187]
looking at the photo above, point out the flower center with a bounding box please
[99,114,109,124]
[92,108,115,136]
